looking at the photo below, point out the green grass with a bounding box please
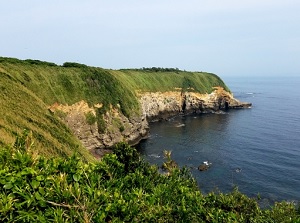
[113,69,230,93]
[0,57,230,159]
[0,72,94,161]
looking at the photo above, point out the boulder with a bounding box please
[198,164,209,171]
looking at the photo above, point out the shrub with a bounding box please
[24,59,57,67]
[62,62,88,68]
[96,108,106,134]
[85,111,97,125]
[0,134,299,222]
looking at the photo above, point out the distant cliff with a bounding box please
[0,57,250,159]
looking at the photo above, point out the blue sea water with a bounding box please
[137,76,300,205]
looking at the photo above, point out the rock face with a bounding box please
[140,87,251,121]
[49,101,149,157]
[50,87,251,156]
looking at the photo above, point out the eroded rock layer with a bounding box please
[140,87,251,121]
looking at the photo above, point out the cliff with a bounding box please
[48,101,149,158]
[140,87,251,121]
[0,57,250,159]
[49,87,250,157]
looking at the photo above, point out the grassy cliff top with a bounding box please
[113,68,230,94]
[0,57,230,159]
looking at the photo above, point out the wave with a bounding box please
[148,154,161,159]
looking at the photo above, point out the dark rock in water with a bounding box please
[198,164,209,171]
[198,161,212,171]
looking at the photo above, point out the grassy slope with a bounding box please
[0,63,94,161]
[0,57,230,159]
[113,69,230,93]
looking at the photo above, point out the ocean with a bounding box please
[137,76,300,205]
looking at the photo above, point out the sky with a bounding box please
[1,0,300,77]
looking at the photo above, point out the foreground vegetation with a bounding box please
[0,132,299,222]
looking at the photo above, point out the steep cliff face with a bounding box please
[49,101,149,157]
[140,87,251,121]
[51,87,250,155]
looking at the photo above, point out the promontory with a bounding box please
[0,57,250,160]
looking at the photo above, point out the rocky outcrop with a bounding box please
[49,87,250,157]
[140,87,251,121]
[49,101,149,157]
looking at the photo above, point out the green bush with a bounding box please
[24,59,57,67]
[119,125,125,132]
[85,111,97,125]
[0,57,57,67]
[96,107,106,134]
[0,133,299,222]
[62,62,88,68]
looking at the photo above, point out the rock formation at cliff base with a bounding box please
[50,87,251,157]
[140,87,250,122]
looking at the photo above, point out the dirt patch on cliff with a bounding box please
[49,100,97,114]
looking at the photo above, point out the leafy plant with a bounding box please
[162,150,178,173]
[0,134,299,222]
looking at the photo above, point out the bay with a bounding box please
[137,76,300,205]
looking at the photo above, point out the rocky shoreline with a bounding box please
[140,87,251,122]
[51,87,251,157]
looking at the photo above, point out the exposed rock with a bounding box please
[50,100,149,155]
[139,87,251,121]
[198,161,212,171]
[50,87,251,157]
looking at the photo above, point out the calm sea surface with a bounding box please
[137,76,300,204]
